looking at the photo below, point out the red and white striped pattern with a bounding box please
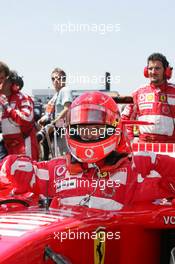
[0,209,72,237]
[132,142,175,157]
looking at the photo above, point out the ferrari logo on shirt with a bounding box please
[146,93,154,102]
[97,171,108,178]
[112,120,119,127]
[160,94,167,102]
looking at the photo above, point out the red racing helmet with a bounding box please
[66,91,121,163]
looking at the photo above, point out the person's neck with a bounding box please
[1,88,11,96]
[150,80,167,88]
[3,89,11,96]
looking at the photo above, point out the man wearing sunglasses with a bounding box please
[38,68,73,157]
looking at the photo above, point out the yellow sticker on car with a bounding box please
[94,230,105,264]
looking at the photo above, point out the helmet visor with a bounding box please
[67,104,119,126]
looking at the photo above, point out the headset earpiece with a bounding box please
[165,67,173,79]
[143,67,149,78]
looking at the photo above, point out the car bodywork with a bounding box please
[0,193,175,264]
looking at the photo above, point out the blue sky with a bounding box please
[1,0,175,96]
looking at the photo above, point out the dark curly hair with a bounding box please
[8,71,24,89]
[147,53,169,69]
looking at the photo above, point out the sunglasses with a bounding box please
[51,76,62,81]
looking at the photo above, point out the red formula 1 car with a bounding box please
[0,183,175,264]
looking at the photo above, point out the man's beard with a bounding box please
[150,77,164,85]
[151,79,159,83]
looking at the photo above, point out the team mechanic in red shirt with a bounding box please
[1,91,175,210]
[0,62,39,160]
[121,53,175,142]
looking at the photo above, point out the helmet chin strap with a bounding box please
[66,139,83,163]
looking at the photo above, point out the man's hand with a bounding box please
[0,94,9,109]
[37,115,47,128]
